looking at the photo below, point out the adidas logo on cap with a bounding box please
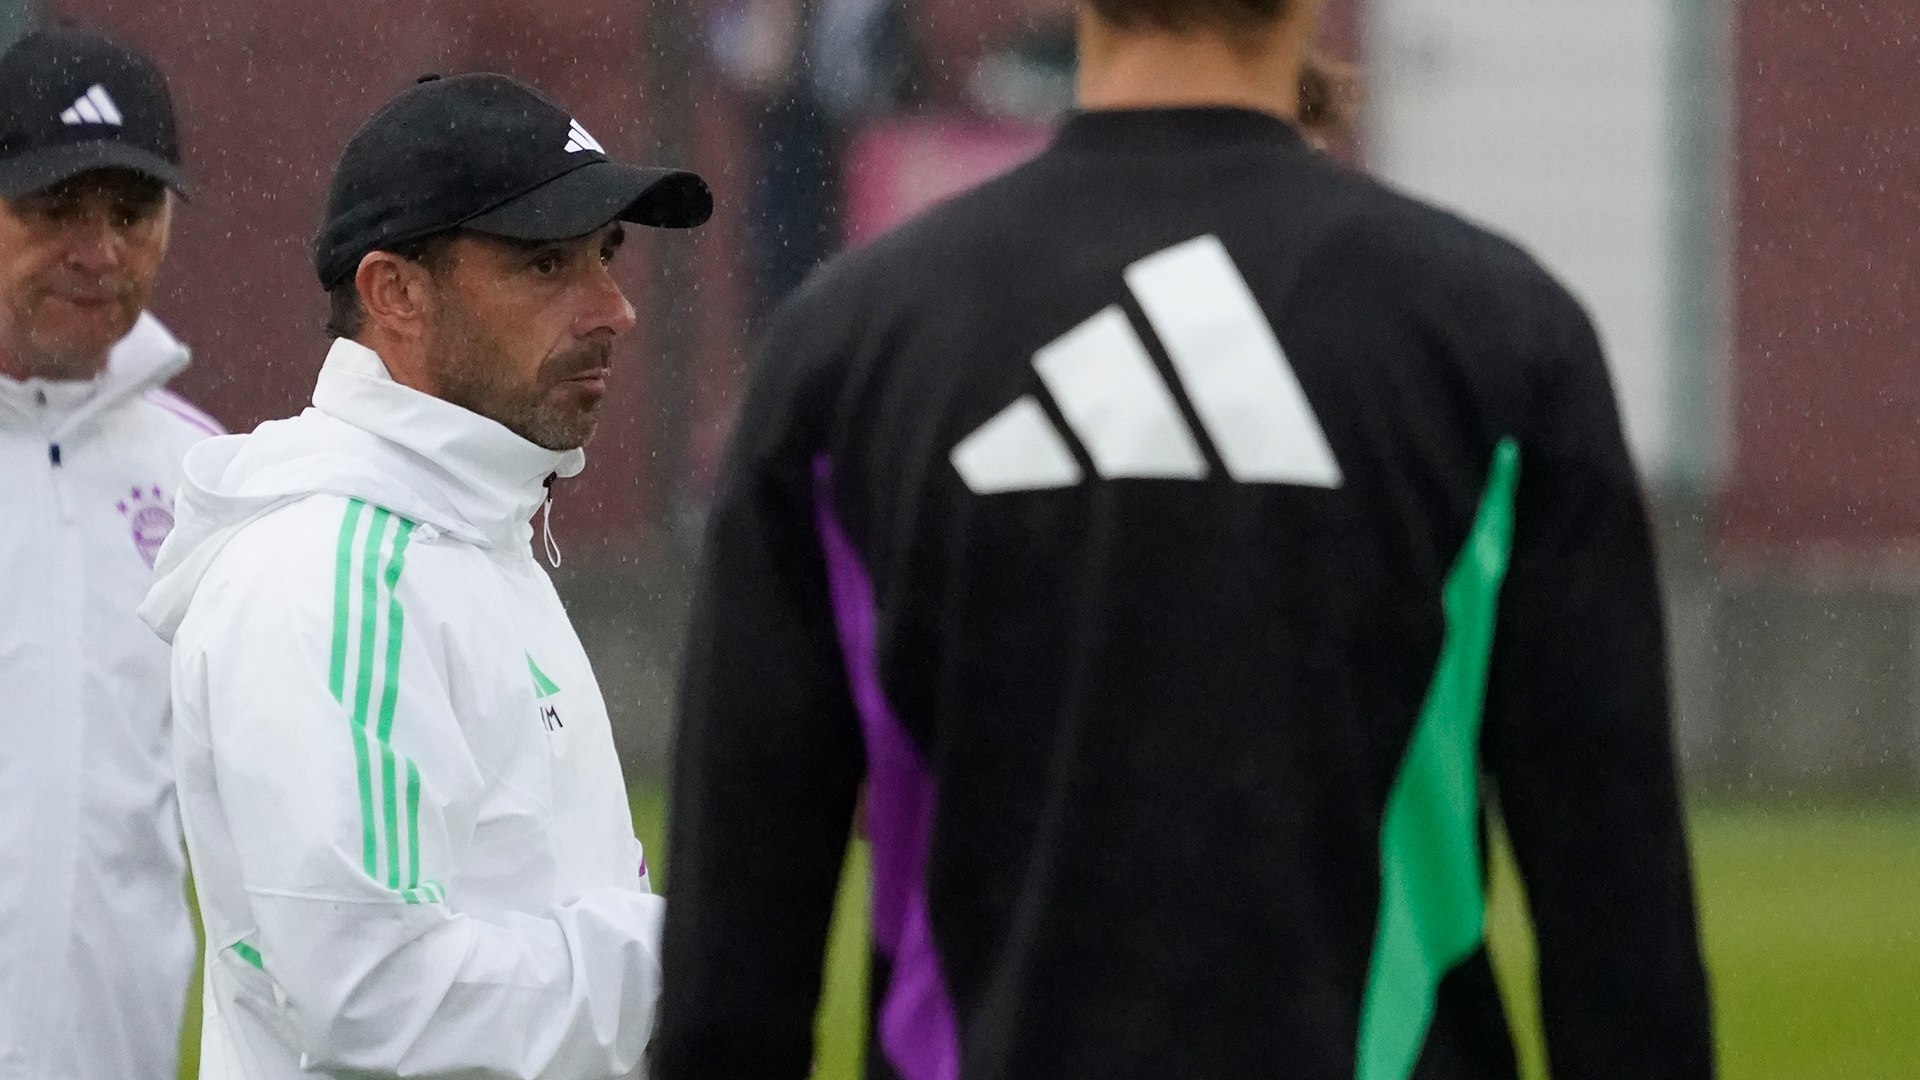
[951,234,1344,495]
[59,83,124,127]
[563,119,603,155]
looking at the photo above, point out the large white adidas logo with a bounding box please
[951,234,1343,495]
[564,118,604,155]
[60,84,124,127]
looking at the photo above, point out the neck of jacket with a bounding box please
[0,313,190,441]
[310,336,585,553]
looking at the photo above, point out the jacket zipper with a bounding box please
[48,441,73,522]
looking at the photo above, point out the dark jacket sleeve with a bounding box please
[1480,287,1715,1079]
[652,298,868,1080]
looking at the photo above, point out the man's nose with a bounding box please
[62,213,123,273]
[577,263,638,339]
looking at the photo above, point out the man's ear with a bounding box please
[355,250,436,340]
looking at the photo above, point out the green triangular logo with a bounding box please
[527,654,561,699]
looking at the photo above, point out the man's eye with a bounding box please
[533,254,562,275]
[599,246,617,266]
[27,201,78,224]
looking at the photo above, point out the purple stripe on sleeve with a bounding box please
[813,454,960,1080]
[144,388,225,436]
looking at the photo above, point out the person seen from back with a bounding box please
[658,0,1714,1077]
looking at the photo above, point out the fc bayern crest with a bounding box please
[118,484,175,569]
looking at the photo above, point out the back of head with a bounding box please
[1086,0,1293,37]
[1078,0,1355,136]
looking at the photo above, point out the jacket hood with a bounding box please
[139,338,585,641]
[0,312,190,437]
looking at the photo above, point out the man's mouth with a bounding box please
[543,342,614,398]
[47,284,124,307]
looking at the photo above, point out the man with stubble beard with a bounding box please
[138,73,711,1080]
[0,26,219,1080]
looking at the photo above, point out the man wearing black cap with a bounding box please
[138,73,710,1080]
[0,25,217,1080]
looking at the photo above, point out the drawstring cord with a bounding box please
[541,473,562,568]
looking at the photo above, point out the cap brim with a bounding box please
[462,161,712,240]
[0,141,189,201]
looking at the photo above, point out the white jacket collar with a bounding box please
[140,338,590,643]
[0,312,190,438]
[311,337,585,543]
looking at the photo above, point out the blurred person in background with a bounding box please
[708,0,857,317]
[657,0,1713,1077]
[137,73,710,1080]
[710,0,1085,316]
[911,0,1079,121]
[0,25,217,1080]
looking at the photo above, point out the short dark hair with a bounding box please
[323,229,467,340]
[1086,0,1292,36]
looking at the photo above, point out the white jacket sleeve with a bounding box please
[185,508,661,1080]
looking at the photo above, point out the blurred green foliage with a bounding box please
[178,797,1920,1080]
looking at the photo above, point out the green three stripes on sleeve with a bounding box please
[1357,439,1520,1080]
[329,498,444,906]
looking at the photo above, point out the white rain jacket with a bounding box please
[0,313,218,1080]
[141,338,663,1080]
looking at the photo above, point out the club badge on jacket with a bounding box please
[117,484,174,569]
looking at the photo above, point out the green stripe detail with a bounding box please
[528,655,561,698]
[231,941,264,971]
[353,507,390,730]
[380,521,415,889]
[351,717,378,876]
[336,500,380,876]
[377,522,415,741]
[1357,439,1520,1080]
[382,744,402,888]
[406,760,422,890]
[327,499,439,900]
[351,508,391,877]
[329,500,364,701]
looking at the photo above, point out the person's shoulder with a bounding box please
[135,386,227,447]
[211,493,414,605]
[190,493,464,641]
[1314,175,1586,331]
[211,493,353,576]
[174,494,357,649]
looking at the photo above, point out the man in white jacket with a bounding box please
[0,26,218,1080]
[139,73,712,1080]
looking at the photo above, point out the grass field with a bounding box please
[179,797,1920,1079]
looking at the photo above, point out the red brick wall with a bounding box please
[1719,2,1920,567]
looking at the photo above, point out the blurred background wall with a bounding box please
[5,0,1917,793]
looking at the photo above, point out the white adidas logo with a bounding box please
[563,118,604,155]
[59,84,124,127]
[951,234,1344,495]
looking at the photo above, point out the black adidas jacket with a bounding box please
[656,108,1713,1080]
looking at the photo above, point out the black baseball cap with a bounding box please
[315,73,713,289]
[0,26,187,200]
